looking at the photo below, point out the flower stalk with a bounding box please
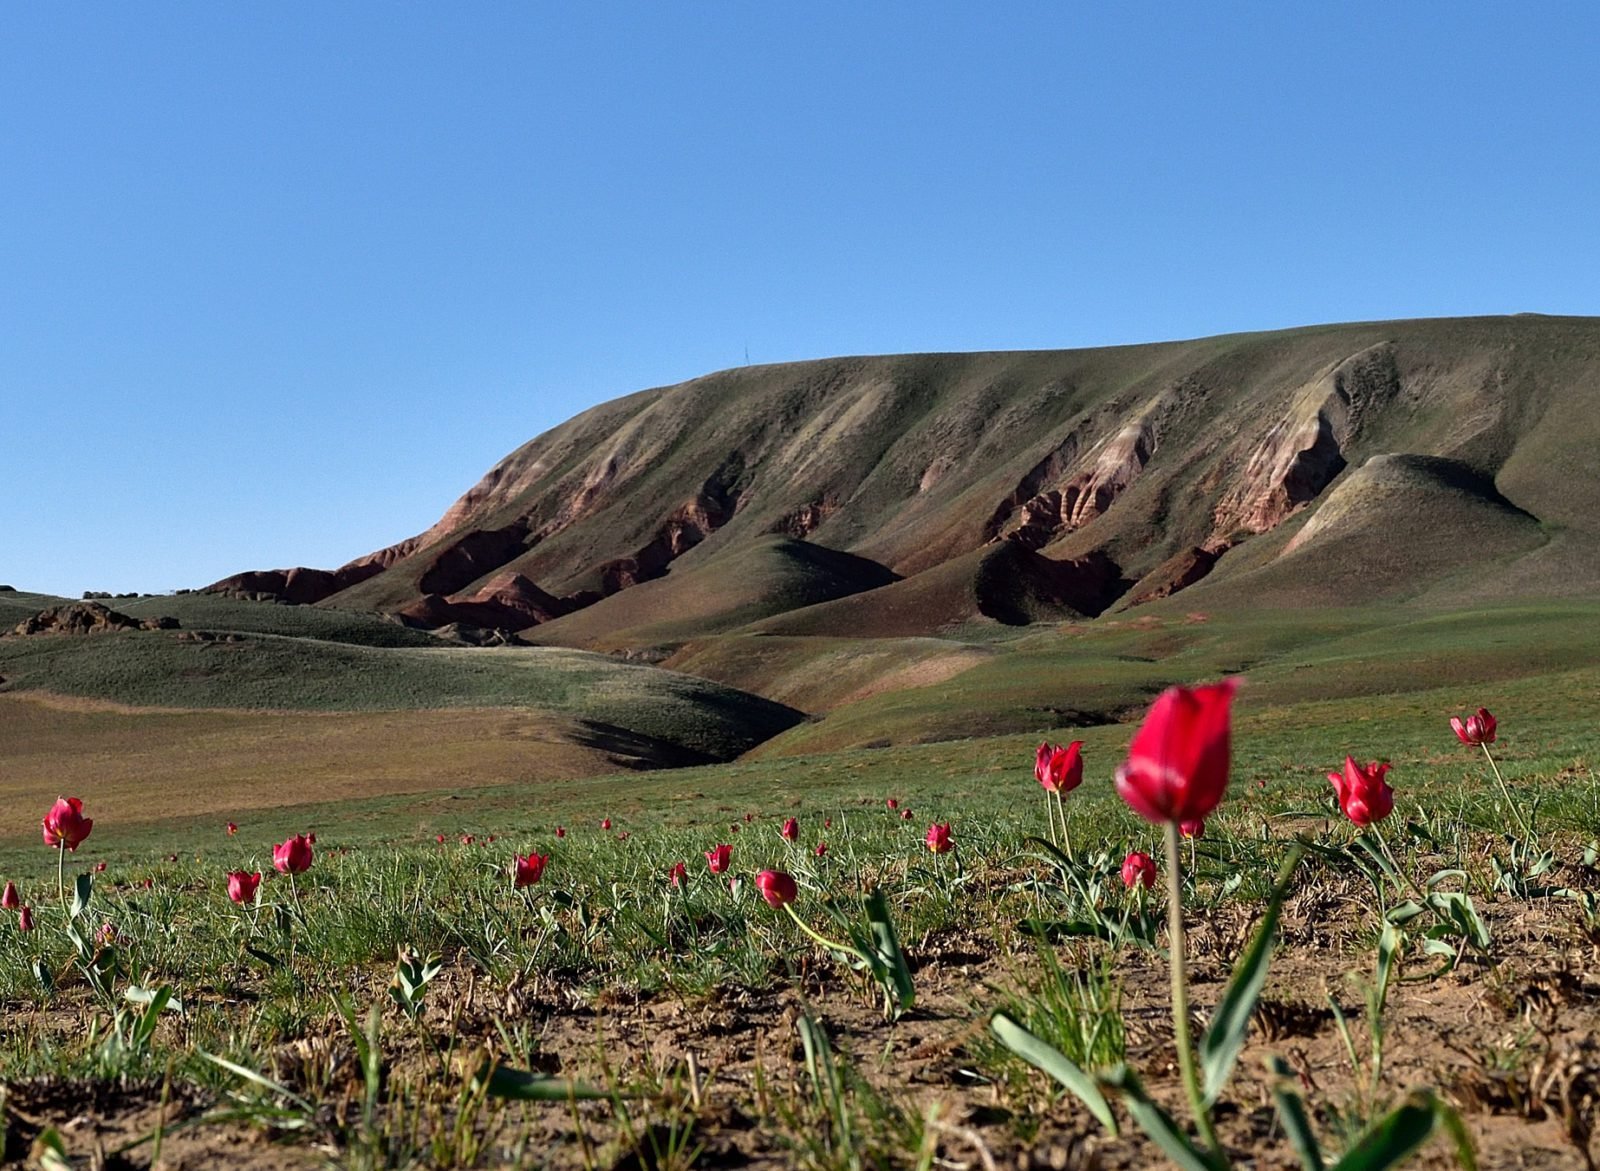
[1165,820,1223,1160]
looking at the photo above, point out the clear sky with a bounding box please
[4,4,1597,597]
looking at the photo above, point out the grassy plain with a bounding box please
[3,595,1600,1168]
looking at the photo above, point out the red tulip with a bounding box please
[755,870,798,908]
[814,841,828,857]
[669,861,688,887]
[1121,850,1158,890]
[705,844,732,874]
[1114,679,1240,824]
[0,882,17,910]
[226,822,238,836]
[94,861,107,872]
[1035,741,1085,794]
[601,818,612,830]
[307,833,316,845]
[461,834,475,846]
[18,906,33,932]
[781,817,800,842]
[824,818,832,829]
[925,823,953,854]
[1328,757,1394,827]
[1451,707,1497,747]
[556,826,566,838]
[42,796,93,851]
[226,871,261,904]
[486,835,497,843]
[900,808,913,821]
[96,922,118,946]
[744,812,755,823]
[142,877,155,890]
[616,831,631,841]
[1179,819,1205,840]
[272,833,314,875]
[513,853,549,888]
[885,797,899,810]
[436,834,446,844]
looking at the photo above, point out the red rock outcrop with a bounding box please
[1123,546,1225,607]
[206,562,386,605]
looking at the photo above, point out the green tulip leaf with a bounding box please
[1201,846,1303,1106]
[863,888,915,1018]
[1267,1055,1325,1171]
[1330,1093,1466,1171]
[989,1011,1118,1136]
[1101,1064,1219,1171]
[484,1065,614,1101]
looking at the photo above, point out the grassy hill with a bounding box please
[529,535,899,650]
[0,592,803,770]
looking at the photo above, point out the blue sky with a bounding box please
[4,4,1597,596]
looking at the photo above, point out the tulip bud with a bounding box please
[227,871,262,904]
[1115,679,1239,824]
[1328,757,1394,827]
[18,906,34,932]
[781,817,800,842]
[513,853,549,888]
[755,870,798,908]
[669,861,688,887]
[814,841,828,857]
[272,833,314,875]
[0,882,17,911]
[1035,741,1085,794]
[226,822,238,836]
[1179,819,1205,840]
[601,818,612,830]
[1121,851,1158,890]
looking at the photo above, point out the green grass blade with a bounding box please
[1201,845,1303,1106]
[989,1012,1117,1136]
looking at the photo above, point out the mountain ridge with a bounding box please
[206,315,1600,642]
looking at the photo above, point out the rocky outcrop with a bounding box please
[1123,546,1225,607]
[992,418,1156,549]
[975,546,1130,623]
[394,571,573,633]
[206,562,386,605]
[7,602,179,637]
[1210,344,1399,543]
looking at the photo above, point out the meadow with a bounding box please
[3,596,1600,1169]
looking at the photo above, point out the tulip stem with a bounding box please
[56,842,67,915]
[782,904,864,963]
[1481,744,1533,840]
[1165,821,1223,1161]
[1044,791,1057,847]
[1057,792,1072,862]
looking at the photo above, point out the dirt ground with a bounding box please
[7,866,1600,1171]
